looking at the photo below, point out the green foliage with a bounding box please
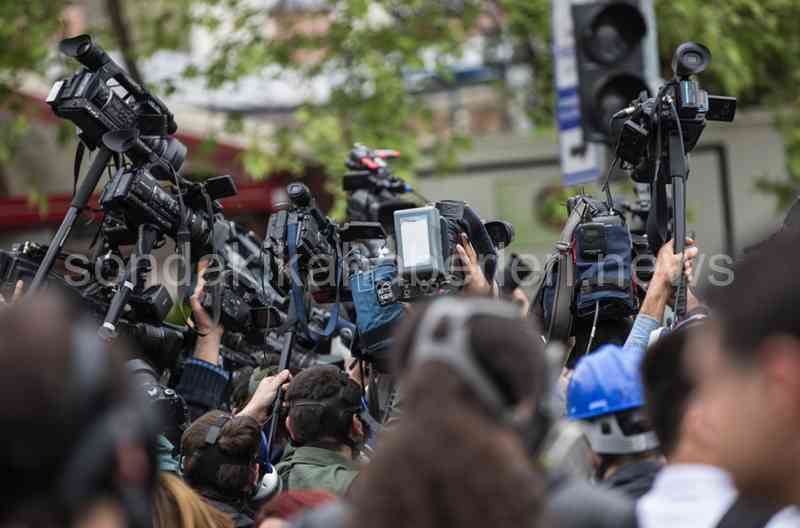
[188,0,489,187]
[0,0,66,173]
[3,0,800,214]
[655,0,800,210]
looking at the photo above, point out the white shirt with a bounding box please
[637,464,800,528]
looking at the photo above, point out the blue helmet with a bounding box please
[566,344,645,420]
[566,344,658,454]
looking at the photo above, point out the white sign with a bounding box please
[552,0,600,185]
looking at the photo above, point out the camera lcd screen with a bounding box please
[400,218,431,267]
[394,206,445,278]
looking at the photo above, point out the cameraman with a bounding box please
[276,365,366,496]
[180,368,290,527]
[0,294,158,528]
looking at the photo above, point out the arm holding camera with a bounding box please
[175,263,231,421]
[623,239,698,355]
[456,233,496,297]
[237,369,292,425]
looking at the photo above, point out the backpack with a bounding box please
[534,195,638,343]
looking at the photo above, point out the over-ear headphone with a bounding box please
[183,413,281,503]
[289,369,364,448]
[55,320,159,528]
[408,297,553,455]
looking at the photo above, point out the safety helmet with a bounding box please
[566,344,659,454]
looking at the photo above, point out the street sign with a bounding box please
[552,0,600,185]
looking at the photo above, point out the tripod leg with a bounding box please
[99,224,161,340]
[27,147,113,296]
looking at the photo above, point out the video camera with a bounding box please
[613,42,736,183]
[610,42,736,319]
[343,144,416,227]
[265,181,386,303]
[46,34,186,178]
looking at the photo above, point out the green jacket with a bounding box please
[275,445,360,496]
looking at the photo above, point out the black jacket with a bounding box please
[202,492,255,528]
[546,474,638,528]
[603,460,663,500]
[175,359,229,421]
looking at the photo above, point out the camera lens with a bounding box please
[684,52,702,66]
[672,42,711,78]
[288,183,311,206]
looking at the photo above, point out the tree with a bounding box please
[655,0,800,211]
[2,0,800,214]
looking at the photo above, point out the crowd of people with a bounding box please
[2,208,800,528]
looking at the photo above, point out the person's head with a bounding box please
[699,232,800,504]
[255,490,336,528]
[566,344,660,479]
[153,472,233,528]
[0,293,158,528]
[285,365,364,455]
[181,410,262,499]
[641,316,715,463]
[348,296,549,528]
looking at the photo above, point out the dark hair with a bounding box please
[391,297,548,409]
[229,366,254,412]
[707,231,800,363]
[0,294,132,524]
[348,298,548,528]
[641,324,698,456]
[286,365,362,446]
[255,490,336,524]
[181,410,261,495]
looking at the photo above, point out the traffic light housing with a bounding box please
[572,0,651,144]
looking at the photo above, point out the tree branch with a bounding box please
[104,0,144,85]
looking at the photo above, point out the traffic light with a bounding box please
[572,0,651,144]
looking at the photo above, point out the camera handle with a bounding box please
[266,325,296,463]
[98,224,161,341]
[27,147,114,296]
[668,122,689,320]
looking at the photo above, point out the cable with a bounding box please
[585,300,601,355]
[601,156,620,211]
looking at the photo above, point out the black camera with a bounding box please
[127,359,189,449]
[614,42,737,178]
[266,182,386,302]
[98,168,237,250]
[265,182,337,290]
[200,250,289,337]
[390,200,500,301]
[46,35,186,176]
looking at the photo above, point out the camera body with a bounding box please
[615,42,737,182]
[46,35,186,173]
[265,183,338,292]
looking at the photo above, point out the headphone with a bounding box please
[183,413,281,503]
[289,369,366,451]
[408,297,554,455]
[55,320,159,528]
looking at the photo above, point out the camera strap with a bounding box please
[547,198,588,342]
[286,215,340,342]
[73,142,85,198]
[286,216,309,335]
